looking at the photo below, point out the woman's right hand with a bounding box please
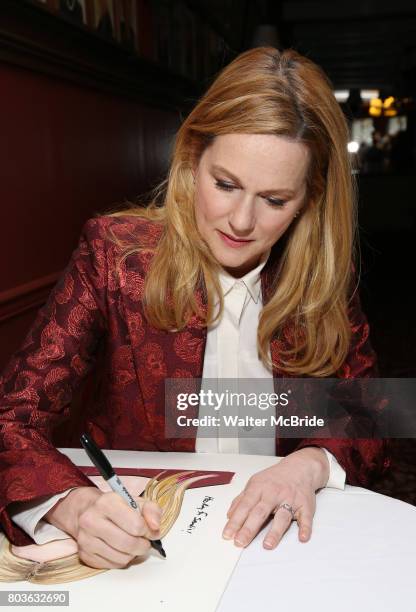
[44,486,162,569]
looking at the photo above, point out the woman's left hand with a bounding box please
[222,447,330,550]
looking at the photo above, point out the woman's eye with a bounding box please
[215,180,235,192]
[267,197,287,208]
[215,180,286,207]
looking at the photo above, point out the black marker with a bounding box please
[80,433,166,558]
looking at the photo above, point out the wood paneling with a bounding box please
[0,1,195,370]
[0,272,59,324]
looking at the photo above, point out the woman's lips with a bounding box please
[217,230,254,248]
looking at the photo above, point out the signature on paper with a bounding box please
[182,496,214,534]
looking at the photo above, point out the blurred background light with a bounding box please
[347,141,360,153]
[334,90,349,102]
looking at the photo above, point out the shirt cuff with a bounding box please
[8,488,77,544]
[320,448,346,490]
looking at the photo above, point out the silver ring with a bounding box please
[273,502,296,519]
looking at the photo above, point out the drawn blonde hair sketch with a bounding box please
[0,471,215,584]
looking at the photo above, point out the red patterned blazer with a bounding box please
[0,215,388,545]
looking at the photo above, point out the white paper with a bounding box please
[6,450,279,612]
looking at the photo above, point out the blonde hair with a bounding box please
[103,46,359,377]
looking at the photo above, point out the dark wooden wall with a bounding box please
[0,1,199,372]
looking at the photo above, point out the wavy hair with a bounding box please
[103,46,359,377]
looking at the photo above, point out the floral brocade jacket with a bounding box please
[0,215,389,546]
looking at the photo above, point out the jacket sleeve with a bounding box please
[294,286,390,487]
[0,218,108,545]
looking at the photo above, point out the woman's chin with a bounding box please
[218,256,259,278]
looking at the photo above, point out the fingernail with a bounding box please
[222,529,233,539]
[264,539,274,549]
[234,538,245,547]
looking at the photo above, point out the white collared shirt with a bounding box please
[196,248,346,486]
[9,251,345,543]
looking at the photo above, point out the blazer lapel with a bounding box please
[130,283,208,452]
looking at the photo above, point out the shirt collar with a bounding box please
[217,248,271,303]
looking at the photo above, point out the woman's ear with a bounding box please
[190,155,201,183]
[293,204,303,219]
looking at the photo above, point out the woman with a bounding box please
[0,47,388,570]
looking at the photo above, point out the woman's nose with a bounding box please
[228,196,256,235]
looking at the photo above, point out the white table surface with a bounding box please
[6,449,416,612]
